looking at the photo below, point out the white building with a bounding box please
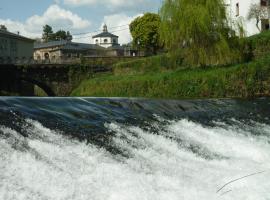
[92,24,119,48]
[227,0,270,35]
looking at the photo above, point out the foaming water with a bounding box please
[0,97,269,200]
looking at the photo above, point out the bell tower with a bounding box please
[103,24,108,32]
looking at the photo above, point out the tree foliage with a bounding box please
[159,0,236,67]
[42,25,54,42]
[0,25,7,31]
[42,24,73,42]
[247,3,268,32]
[54,30,73,41]
[130,13,162,55]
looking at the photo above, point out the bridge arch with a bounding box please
[20,77,56,97]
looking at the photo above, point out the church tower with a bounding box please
[92,24,119,48]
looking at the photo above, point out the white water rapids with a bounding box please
[0,117,270,200]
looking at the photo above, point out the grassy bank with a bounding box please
[71,56,270,99]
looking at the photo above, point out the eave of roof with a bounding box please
[35,40,106,51]
[92,32,119,38]
[0,30,35,42]
[34,40,68,49]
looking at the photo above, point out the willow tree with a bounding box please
[160,0,235,66]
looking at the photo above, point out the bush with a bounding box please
[244,31,270,60]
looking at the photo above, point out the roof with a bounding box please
[34,40,104,50]
[107,45,124,50]
[34,40,68,49]
[0,30,34,42]
[92,32,119,38]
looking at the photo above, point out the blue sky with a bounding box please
[0,0,162,44]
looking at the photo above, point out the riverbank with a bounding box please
[71,56,270,99]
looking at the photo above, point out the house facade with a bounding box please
[227,0,270,35]
[92,24,119,48]
[0,29,34,63]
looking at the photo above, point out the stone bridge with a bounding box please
[0,64,110,96]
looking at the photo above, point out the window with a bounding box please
[261,19,270,31]
[236,3,239,16]
[95,39,98,43]
[44,53,50,59]
[113,39,117,44]
[261,0,268,6]
[10,40,17,57]
[0,39,8,51]
[104,39,108,43]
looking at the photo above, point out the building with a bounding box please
[92,24,119,48]
[227,0,270,35]
[0,29,34,63]
[34,24,141,62]
[34,40,104,63]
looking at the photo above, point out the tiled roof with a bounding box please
[34,40,104,50]
[92,32,118,38]
[0,30,34,42]
[34,40,69,49]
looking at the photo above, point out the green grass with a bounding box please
[71,56,270,99]
[113,54,183,75]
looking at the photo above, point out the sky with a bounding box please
[0,0,162,44]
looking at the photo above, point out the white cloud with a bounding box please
[99,13,142,44]
[63,0,156,11]
[72,13,141,44]
[0,4,91,39]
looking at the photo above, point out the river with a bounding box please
[0,97,269,200]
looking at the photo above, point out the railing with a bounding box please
[0,58,81,65]
[0,55,144,66]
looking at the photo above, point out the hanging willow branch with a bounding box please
[216,171,266,194]
[159,0,239,67]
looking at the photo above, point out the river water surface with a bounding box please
[0,97,269,200]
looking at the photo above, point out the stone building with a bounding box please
[92,24,119,48]
[34,24,141,62]
[34,40,104,63]
[0,29,34,63]
[226,0,270,35]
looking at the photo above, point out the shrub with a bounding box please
[244,31,270,60]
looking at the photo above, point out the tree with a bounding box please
[55,30,68,40]
[54,30,73,41]
[42,25,73,42]
[42,25,54,42]
[159,0,235,67]
[247,3,268,32]
[130,13,162,55]
[0,25,7,31]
